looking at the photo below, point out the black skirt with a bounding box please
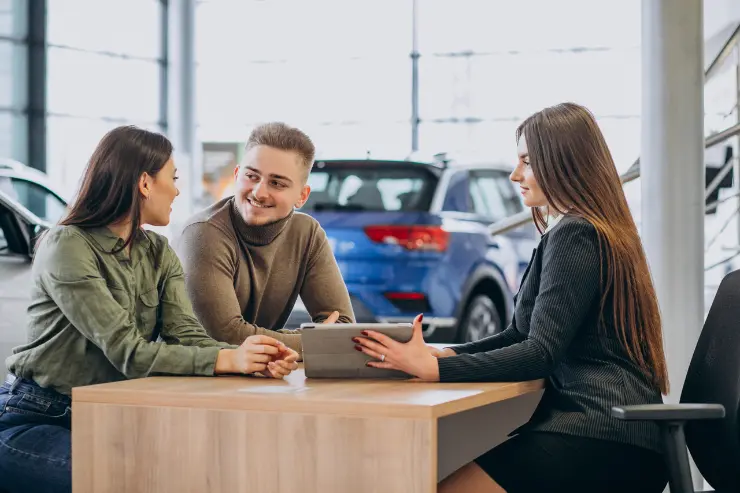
[475,431,668,493]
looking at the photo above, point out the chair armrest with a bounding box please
[611,403,725,421]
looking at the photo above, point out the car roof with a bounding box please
[0,159,69,202]
[0,188,51,228]
[313,154,515,173]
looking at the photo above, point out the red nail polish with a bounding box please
[354,345,362,352]
[419,314,424,322]
[361,331,368,336]
[352,337,359,343]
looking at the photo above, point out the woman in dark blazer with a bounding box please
[355,102,670,493]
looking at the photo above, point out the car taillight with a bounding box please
[384,292,431,312]
[363,225,449,252]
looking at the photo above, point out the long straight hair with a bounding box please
[517,103,669,394]
[59,125,173,253]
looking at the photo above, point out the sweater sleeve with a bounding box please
[175,222,302,354]
[299,224,355,324]
[437,220,600,382]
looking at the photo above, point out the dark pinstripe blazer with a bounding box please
[437,215,664,453]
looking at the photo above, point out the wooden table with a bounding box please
[72,368,543,493]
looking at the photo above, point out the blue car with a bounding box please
[288,155,538,343]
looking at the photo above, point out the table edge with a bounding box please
[72,378,545,419]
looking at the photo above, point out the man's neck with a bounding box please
[230,199,294,246]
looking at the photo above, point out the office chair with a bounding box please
[612,269,740,492]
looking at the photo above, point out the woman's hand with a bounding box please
[427,345,456,358]
[215,335,292,376]
[261,345,299,379]
[354,314,441,381]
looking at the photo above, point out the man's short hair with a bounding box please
[245,122,315,179]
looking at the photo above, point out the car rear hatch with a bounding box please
[299,160,446,288]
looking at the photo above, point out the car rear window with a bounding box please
[301,162,438,212]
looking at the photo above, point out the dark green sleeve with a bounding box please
[37,229,225,378]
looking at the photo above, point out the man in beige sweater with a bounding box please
[175,122,354,357]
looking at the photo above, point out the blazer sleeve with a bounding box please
[437,219,601,382]
[449,322,524,355]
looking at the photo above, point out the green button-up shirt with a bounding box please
[6,225,235,396]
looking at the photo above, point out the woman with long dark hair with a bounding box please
[0,126,299,493]
[356,103,670,492]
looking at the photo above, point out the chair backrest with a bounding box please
[681,269,740,491]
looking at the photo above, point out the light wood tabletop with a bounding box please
[73,367,544,419]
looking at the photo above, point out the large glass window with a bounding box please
[46,116,161,197]
[0,111,27,164]
[0,1,27,164]
[195,0,644,215]
[0,0,28,40]
[46,0,165,196]
[416,0,640,54]
[47,48,160,121]
[196,0,412,156]
[0,40,26,110]
[416,0,642,178]
[47,0,161,58]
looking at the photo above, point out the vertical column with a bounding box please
[410,0,420,152]
[163,0,199,236]
[641,6,706,489]
[641,0,704,408]
[27,0,46,173]
[735,48,740,250]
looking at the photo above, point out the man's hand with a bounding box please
[322,311,340,324]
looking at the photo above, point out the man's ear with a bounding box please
[295,185,311,208]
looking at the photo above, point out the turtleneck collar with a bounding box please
[229,197,294,246]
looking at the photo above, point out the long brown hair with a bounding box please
[59,125,173,253]
[517,102,669,394]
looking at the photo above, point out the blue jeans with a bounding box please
[0,374,71,493]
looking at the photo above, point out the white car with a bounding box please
[0,159,69,225]
[0,160,68,366]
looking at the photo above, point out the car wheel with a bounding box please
[459,295,502,343]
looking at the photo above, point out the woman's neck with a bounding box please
[107,220,134,252]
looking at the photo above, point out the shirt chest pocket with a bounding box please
[107,284,131,310]
[136,288,160,333]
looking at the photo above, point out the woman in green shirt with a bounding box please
[0,126,299,493]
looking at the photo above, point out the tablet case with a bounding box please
[300,323,414,379]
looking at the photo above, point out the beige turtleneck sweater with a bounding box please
[174,197,355,356]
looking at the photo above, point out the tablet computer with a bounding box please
[300,322,413,379]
